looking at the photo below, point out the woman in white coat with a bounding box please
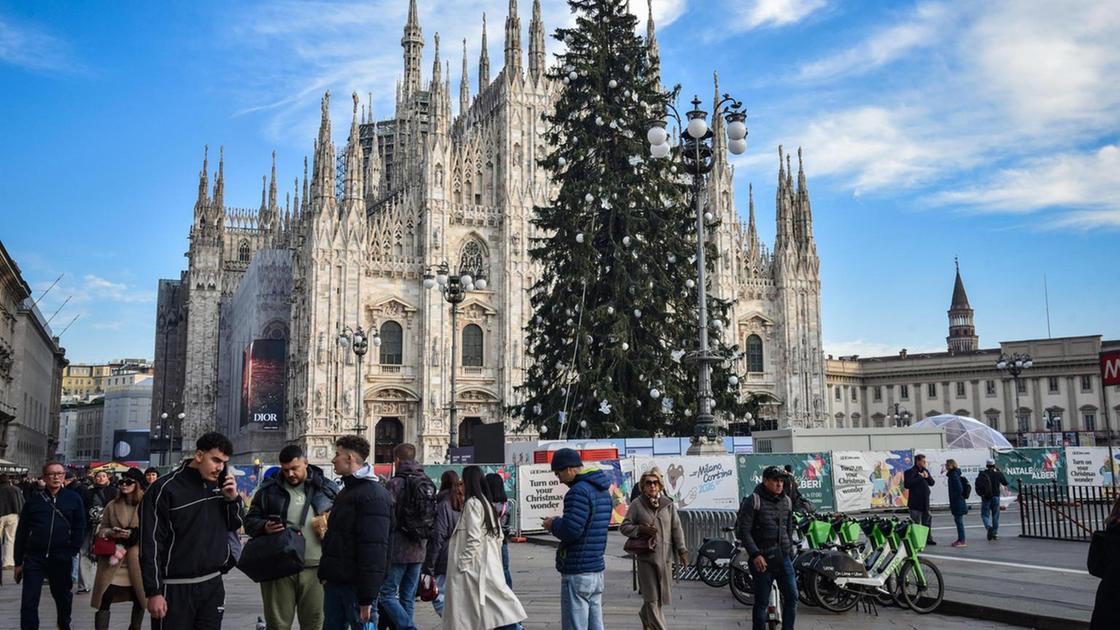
[442,466,527,630]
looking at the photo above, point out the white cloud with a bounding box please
[933,145,1120,228]
[796,3,950,80]
[737,0,827,30]
[630,0,689,29]
[0,13,76,73]
[824,339,943,359]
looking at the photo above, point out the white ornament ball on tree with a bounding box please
[685,279,695,289]
[650,388,661,399]
[704,211,714,223]
[558,157,566,166]
[622,236,631,246]
[568,71,578,80]
[575,233,584,243]
[633,309,642,318]
[621,342,629,351]
[585,193,594,202]
[729,375,740,386]
[606,306,615,315]
[608,79,618,88]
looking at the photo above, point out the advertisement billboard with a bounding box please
[112,430,151,462]
[736,452,835,511]
[240,338,286,430]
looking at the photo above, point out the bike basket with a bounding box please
[838,521,861,545]
[807,519,833,547]
[906,523,930,552]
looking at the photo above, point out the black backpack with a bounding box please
[960,476,972,500]
[395,475,437,541]
[974,471,992,498]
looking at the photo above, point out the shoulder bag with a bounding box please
[237,496,313,583]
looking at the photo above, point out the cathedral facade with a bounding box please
[164,0,828,466]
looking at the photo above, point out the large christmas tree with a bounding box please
[513,0,746,439]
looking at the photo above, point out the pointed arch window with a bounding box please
[379,321,403,365]
[746,334,764,373]
[238,240,251,262]
[462,324,483,367]
[459,240,485,278]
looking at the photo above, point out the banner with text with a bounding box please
[736,452,835,511]
[994,448,1065,486]
[924,449,990,506]
[515,460,628,534]
[1065,447,1120,486]
[832,450,914,512]
[631,455,740,510]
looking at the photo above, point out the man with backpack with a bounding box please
[736,465,798,630]
[382,443,435,630]
[975,459,1010,541]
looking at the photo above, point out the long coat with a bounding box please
[620,494,687,605]
[1091,523,1120,629]
[947,468,969,517]
[90,497,147,609]
[442,497,526,630]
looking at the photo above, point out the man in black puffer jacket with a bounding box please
[736,466,798,630]
[139,432,244,630]
[319,434,391,628]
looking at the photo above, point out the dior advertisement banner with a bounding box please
[240,338,285,430]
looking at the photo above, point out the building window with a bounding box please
[459,240,486,279]
[851,387,857,402]
[238,240,250,262]
[834,386,841,401]
[927,383,937,399]
[1081,375,1093,393]
[956,382,966,398]
[985,380,996,396]
[873,386,882,402]
[1016,379,1027,395]
[379,321,403,365]
[1048,377,1060,394]
[746,335,764,373]
[900,384,910,400]
[1085,414,1097,431]
[986,412,999,428]
[462,324,483,367]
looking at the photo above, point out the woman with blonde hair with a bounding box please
[620,467,687,630]
[945,459,969,547]
[89,467,147,630]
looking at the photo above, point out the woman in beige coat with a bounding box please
[621,467,688,630]
[90,467,147,630]
[443,465,527,630]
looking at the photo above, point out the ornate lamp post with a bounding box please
[338,325,380,435]
[996,352,1033,446]
[647,94,748,451]
[424,262,487,462]
[158,410,185,466]
[892,403,911,428]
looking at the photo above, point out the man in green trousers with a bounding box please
[244,445,339,630]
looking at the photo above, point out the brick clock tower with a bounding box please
[947,259,979,354]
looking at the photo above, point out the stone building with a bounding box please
[58,398,105,467]
[149,277,188,462]
[163,0,828,465]
[102,380,153,461]
[826,266,1119,446]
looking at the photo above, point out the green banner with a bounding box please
[736,452,835,511]
[423,464,519,532]
[993,448,1066,486]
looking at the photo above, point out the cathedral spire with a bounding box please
[343,93,364,203]
[479,13,491,90]
[364,117,382,204]
[195,145,210,212]
[775,145,794,252]
[796,147,815,250]
[431,32,442,88]
[646,0,660,62]
[301,156,309,214]
[402,0,424,96]
[260,175,267,213]
[292,177,301,225]
[946,260,978,353]
[528,0,545,80]
[504,0,522,78]
[460,38,471,114]
[710,72,726,157]
[312,92,335,202]
[213,145,225,210]
[268,150,278,210]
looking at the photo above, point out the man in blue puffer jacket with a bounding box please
[543,448,612,630]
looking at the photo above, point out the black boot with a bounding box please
[94,610,111,630]
[129,602,146,630]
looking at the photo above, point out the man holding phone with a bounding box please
[735,465,798,630]
[140,432,244,630]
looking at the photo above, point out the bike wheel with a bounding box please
[874,573,901,608]
[797,570,818,607]
[807,572,859,613]
[696,553,730,587]
[899,557,945,614]
[729,566,755,606]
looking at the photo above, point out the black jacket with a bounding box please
[139,462,245,597]
[977,468,1009,499]
[0,482,24,516]
[317,465,391,606]
[735,484,794,560]
[13,487,86,564]
[422,489,462,576]
[1091,523,1120,629]
[783,474,813,513]
[244,465,338,537]
[904,465,935,512]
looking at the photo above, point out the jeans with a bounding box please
[952,513,966,542]
[20,553,74,630]
[501,541,513,588]
[560,572,604,630]
[981,496,1001,534]
[323,583,363,630]
[750,555,797,630]
[431,574,446,617]
[379,562,421,630]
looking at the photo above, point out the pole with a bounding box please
[448,301,459,461]
[1106,386,1116,491]
[1013,374,1022,447]
[693,140,714,439]
[355,346,363,435]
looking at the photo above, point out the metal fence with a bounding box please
[678,508,737,562]
[1018,481,1117,542]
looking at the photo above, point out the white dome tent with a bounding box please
[910,413,1013,449]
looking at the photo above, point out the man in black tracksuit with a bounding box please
[140,432,244,630]
[14,461,85,630]
[736,466,798,630]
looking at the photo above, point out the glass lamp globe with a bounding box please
[1024,359,1033,368]
[423,276,435,289]
[650,142,670,159]
[474,277,487,290]
[727,119,747,141]
[338,334,350,347]
[460,274,473,286]
[686,116,708,139]
[436,272,449,287]
[729,138,747,155]
[647,125,667,146]
[372,336,382,346]
[1014,359,1023,368]
[729,375,739,386]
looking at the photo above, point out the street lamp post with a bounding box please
[424,262,487,462]
[892,403,911,428]
[1045,408,1063,447]
[159,410,185,466]
[648,94,748,450]
[339,325,380,435]
[996,352,1033,447]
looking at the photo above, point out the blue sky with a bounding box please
[2,0,1118,364]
